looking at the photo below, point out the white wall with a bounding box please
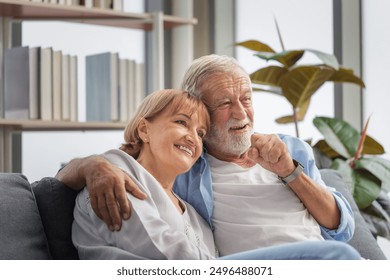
[362,0,390,259]
[362,0,390,160]
[21,1,145,182]
[235,0,334,143]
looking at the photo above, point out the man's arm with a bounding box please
[285,171,341,229]
[248,134,341,229]
[56,155,146,231]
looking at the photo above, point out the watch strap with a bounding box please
[278,159,304,185]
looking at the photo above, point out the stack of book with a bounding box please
[3,46,78,122]
[85,52,145,123]
[28,0,124,12]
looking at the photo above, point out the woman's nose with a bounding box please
[185,131,200,145]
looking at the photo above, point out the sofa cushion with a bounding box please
[32,177,79,260]
[0,173,50,259]
[320,169,387,259]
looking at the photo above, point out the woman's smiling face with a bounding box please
[137,104,208,178]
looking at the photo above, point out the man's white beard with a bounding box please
[205,119,252,156]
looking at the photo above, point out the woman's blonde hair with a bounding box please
[120,89,210,158]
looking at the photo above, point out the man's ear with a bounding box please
[137,118,149,142]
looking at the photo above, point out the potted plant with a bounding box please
[313,116,390,239]
[236,22,365,137]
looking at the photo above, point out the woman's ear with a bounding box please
[137,118,149,143]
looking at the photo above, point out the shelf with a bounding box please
[0,0,197,30]
[0,119,126,131]
[0,1,197,172]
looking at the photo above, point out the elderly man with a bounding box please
[57,54,356,259]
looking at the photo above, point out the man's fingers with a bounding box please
[96,194,115,231]
[248,146,259,159]
[125,179,147,200]
[90,194,102,220]
[105,192,123,231]
[115,184,131,220]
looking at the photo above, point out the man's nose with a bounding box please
[231,102,247,120]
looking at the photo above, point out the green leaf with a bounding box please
[280,66,334,108]
[331,159,354,191]
[313,116,360,159]
[275,99,310,124]
[355,157,390,192]
[235,40,275,53]
[331,160,381,208]
[305,49,339,70]
[251,86,284,98]
[329,67,366,88]
[313,139,341,159]
[362,135,385,155]
[255,50,304,68]
[351,169,382,209]
[250,66,288,87]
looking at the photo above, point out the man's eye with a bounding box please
[218,101,231,109]
[242,97,252,106]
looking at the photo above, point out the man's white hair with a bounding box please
[181,54,249,99]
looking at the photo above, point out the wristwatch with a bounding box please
[278,159,304,185]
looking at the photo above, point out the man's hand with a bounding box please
[248,133,295,177]
[248,134,341,229]
[56,155,147,231]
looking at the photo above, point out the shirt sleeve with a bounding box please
[279,134,355,242]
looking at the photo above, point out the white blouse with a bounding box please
[207,154,324,256]
[72,149,216,260]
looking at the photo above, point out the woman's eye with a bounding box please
[176,120,187,126]
[197,130,206,139]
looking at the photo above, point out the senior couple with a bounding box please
[59,54,360,260]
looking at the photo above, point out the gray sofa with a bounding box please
[0,170,387,260]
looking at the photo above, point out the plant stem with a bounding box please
[351,115,371,167]
[293,106,300,138]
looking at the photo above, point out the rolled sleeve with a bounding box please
[320,191,355,241]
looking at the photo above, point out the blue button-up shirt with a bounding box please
[173,134,355,242]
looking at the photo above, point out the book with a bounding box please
[69,55,78,122]
[61,54,70,121]
[52,50,62,121]
[118,58,128,122]
[126,59,136,119]
[134,62,145,109]
[4,46,40,120]
[86,52,119,122]
[84,0,93,8]
[112,0,123,11]
[40,47,53,121]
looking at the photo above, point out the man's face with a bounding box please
[201,70,254,157]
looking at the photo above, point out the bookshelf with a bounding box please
[0,0,197,172]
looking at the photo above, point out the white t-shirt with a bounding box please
[207,154,324,256]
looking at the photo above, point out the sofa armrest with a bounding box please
[31,177,79,260]
[0,173,50,259]
[320,169,387,259]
